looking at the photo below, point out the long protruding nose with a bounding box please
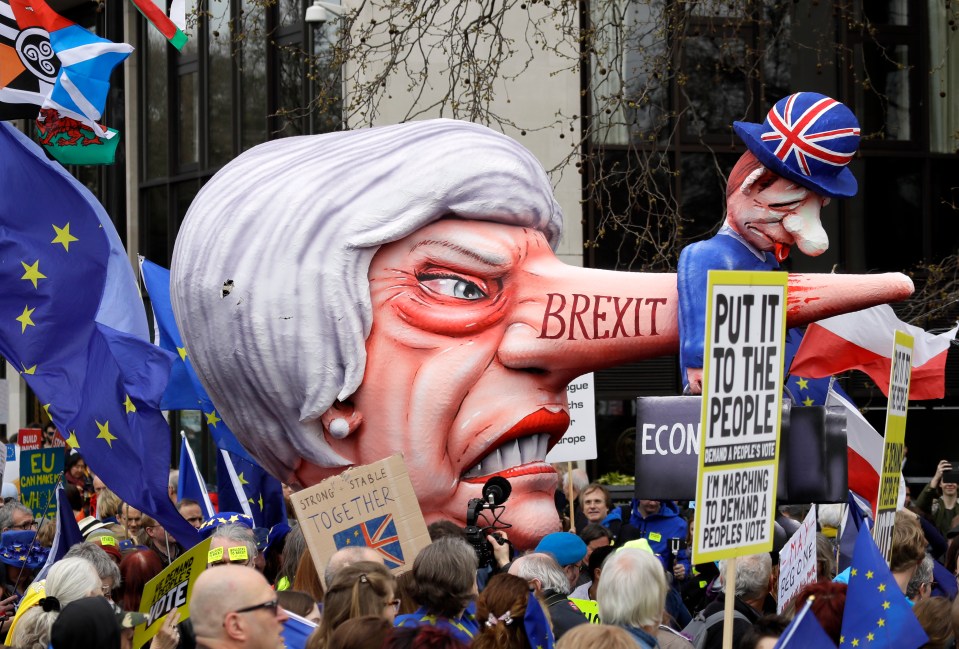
[499,256,914,381]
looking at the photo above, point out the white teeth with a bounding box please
[544,404,564,413]
[462,434,550,479]
[500,439,520,468]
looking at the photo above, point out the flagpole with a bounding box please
[722,557,736,649]
[567,462,575,534]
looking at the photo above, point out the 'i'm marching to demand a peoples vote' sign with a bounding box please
[694,271,787,563]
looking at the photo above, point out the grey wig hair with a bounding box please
[171,119,563,485]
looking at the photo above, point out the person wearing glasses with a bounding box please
[191,564,289,649]
[0,503,35,533]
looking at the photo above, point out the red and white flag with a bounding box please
[790,305,957,400]
[825,387,906,514]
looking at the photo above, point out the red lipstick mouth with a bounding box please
[461,409,569,483]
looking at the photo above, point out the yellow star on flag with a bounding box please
[206,410,221,427]
[51,223,78,251]
[42,403,51,417]
[96,420,117,447]
[258,495,263,510]
[882,600,890,610]
[840,636,845,645]
[16,306,36,333]
[851,639,859,647]
[850,569,858,577]
[177,346,188,361]
[123,395,137,414]
[345,537,351,544]
[20,363,36,375]
[20,260,46,289]
[796,377,809,390]
[877,583,886,592]
[65,431,80,448]
[877,618,885,627]
[867,633,874,641]
[866,570,874,579]
[803,396,814,406]
[238,472,249,486]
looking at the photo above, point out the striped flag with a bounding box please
[128,0,187,50]
[790,305,957,400]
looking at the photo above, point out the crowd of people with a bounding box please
[1,453,959,649]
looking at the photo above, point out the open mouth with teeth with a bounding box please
[461,408,570,482]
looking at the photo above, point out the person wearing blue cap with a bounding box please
[534,532,587,593]
[678,92,862,395]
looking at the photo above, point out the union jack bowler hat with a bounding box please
[733,92,861,198]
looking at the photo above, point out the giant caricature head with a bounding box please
[726,92,861,261]
[171,120,684,548]
[172,118,909,549]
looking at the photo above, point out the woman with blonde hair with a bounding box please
[11,557,101,649]
[306,561,398,649]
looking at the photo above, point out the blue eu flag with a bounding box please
[839,526,927,649]
[216,450,286,529]
[140,258,256,463]
[0,123,199,549]
[774,597,836,648]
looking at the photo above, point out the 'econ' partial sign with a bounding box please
[872,330,913,564]
[694,271,787,563]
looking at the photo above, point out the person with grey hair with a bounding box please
[171,119,688,551]
[11,557,101,649]
[395,536,480,644]
[0,503,35,533]
[209,523,259,568]
[596,548,667,649]
[683,553,771,649]
[323,546,384,589]
[509,552,588,639]
[906,553,935,602]
[64,543,121,601]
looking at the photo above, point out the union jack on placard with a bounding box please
[332,513,405,568]
[760,94,860,177]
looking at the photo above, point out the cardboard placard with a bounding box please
[134,538,211,648]
[291,455,430,581]
[777,506,817,613]
[17,428,41,451]
[19,448,63,518]
[546,373,597,463]
[693,271,787,563]
[873,330,913,563]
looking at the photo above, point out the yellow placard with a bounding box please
[693,271,788,564]
[207,546,224,564]
[872,330,913,563]
[569,598,600,624]
[133,538,211,649]
[99,535,116,547]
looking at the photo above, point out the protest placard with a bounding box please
[17,428,41,451]
[133,537,211,648]
[777,506,817,613]
[291,455,431,582]
[873,330,913,563]
[19,447,62,518]
[546,373,597,463]
[693,271,787,563]
[3,444,18,486]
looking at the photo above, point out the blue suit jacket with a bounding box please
[677,229,779,390]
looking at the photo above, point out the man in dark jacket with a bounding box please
[509,553,588,640]
[686,553,771,649]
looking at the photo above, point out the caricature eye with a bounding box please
[769,200,802,212]
[418,273,489,300]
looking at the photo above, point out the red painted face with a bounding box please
[302,218,678,549]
